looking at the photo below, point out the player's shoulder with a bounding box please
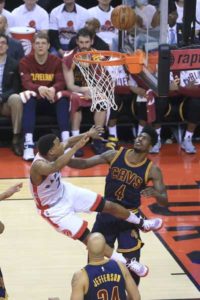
[35,4,49,15]
[12,5,23,14]
[75,3,88,12]
[148,162,162,178]
[71,269,88,286]
[50,3,64,14]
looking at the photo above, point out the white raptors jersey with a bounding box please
[30,153,64,209]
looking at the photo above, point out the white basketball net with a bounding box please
[74,52,124,112]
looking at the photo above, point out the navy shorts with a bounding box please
[91,212,144,253]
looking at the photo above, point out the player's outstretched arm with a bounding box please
[68,149,116,169]
[70,270,87,300]
[32,136,90,177]
[64,126,104,149]
[0,183,23,201]
[118,262,141,300]
[141,164,168,207]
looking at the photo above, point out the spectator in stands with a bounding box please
[0,15,24,61]
[0,33,23,156]
[175,0,200,37]
[49,0,90,57]
[68,18,109,50]
[170,71,200,154]
[135,0,156,29]
[133,0,159,50]
[19,32,70,161]
[129,74,169,154]
[106,68,134,150]
[175,0,184,24]
[0,0,15,28]
[88,0,118,51]
[12,0,49,32]
[62,28,107,157]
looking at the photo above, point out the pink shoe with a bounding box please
[126,258,149,277]
[141,218,163,232]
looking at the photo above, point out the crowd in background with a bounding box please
[0,0,200,161]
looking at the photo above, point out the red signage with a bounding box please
[170,48,200,70]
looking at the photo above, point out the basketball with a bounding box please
[111,5,136,31]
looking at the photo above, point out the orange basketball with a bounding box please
[111,5,136,30]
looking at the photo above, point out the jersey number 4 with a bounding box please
[97,286,120,300]
[115,184,126,201]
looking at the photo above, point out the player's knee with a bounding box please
[0,221,5,234]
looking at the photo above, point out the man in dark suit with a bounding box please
[0,15,24,61]
[68,17,109,50]
[0,33,23,156]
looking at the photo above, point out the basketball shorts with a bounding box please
[37,182,102,240]
[92,211,144,253]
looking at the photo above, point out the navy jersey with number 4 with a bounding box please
[84,259,127,300]
[105,147,153,209]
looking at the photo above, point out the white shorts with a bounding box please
[38,182,103,240]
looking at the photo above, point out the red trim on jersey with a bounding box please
[32,184,49,210]
[73,220,88,240]
[89,194,102,212]
[41,211,59,229]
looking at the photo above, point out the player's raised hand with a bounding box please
[3,183,23,199]
[87,125,104,139]
[74,135,90,150]
[140,187,158,198]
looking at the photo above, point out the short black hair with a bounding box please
[37,134,57,156]
[76,27,94,40]
[142,125,158,146]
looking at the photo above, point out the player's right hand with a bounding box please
[88,125,104,139]
[4,183,23,199]
[74,135,90,150]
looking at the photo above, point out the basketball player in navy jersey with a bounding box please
[68,125,168,284]
[70,232,141,300]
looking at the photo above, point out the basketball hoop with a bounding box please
[73,50,145,112]
[73,51,126,111]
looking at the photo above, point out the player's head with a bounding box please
[0,220,4,234]
[24,0,38,11]
[0,33,8,56]
[37,134,64,159]
[85,18,101,34]
[76,28,94,51]
[135,0,148,7]
[0,15,7,33]
[87,232,106,259]
[0,0,5,13]
[33,31,50,55]
[134,125,158,153]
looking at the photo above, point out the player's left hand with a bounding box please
[87,125,104,139]
[140,187,158,198]
[4,183,23,199]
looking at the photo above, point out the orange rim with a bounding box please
[73,50,126,66]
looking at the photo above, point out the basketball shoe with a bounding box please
[23,143,35,161]
[139,217,163,232]
[126,258,149,277]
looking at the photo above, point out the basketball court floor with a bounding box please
[0,144,199,300]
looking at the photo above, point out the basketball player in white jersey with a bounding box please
[29,126,163,277]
